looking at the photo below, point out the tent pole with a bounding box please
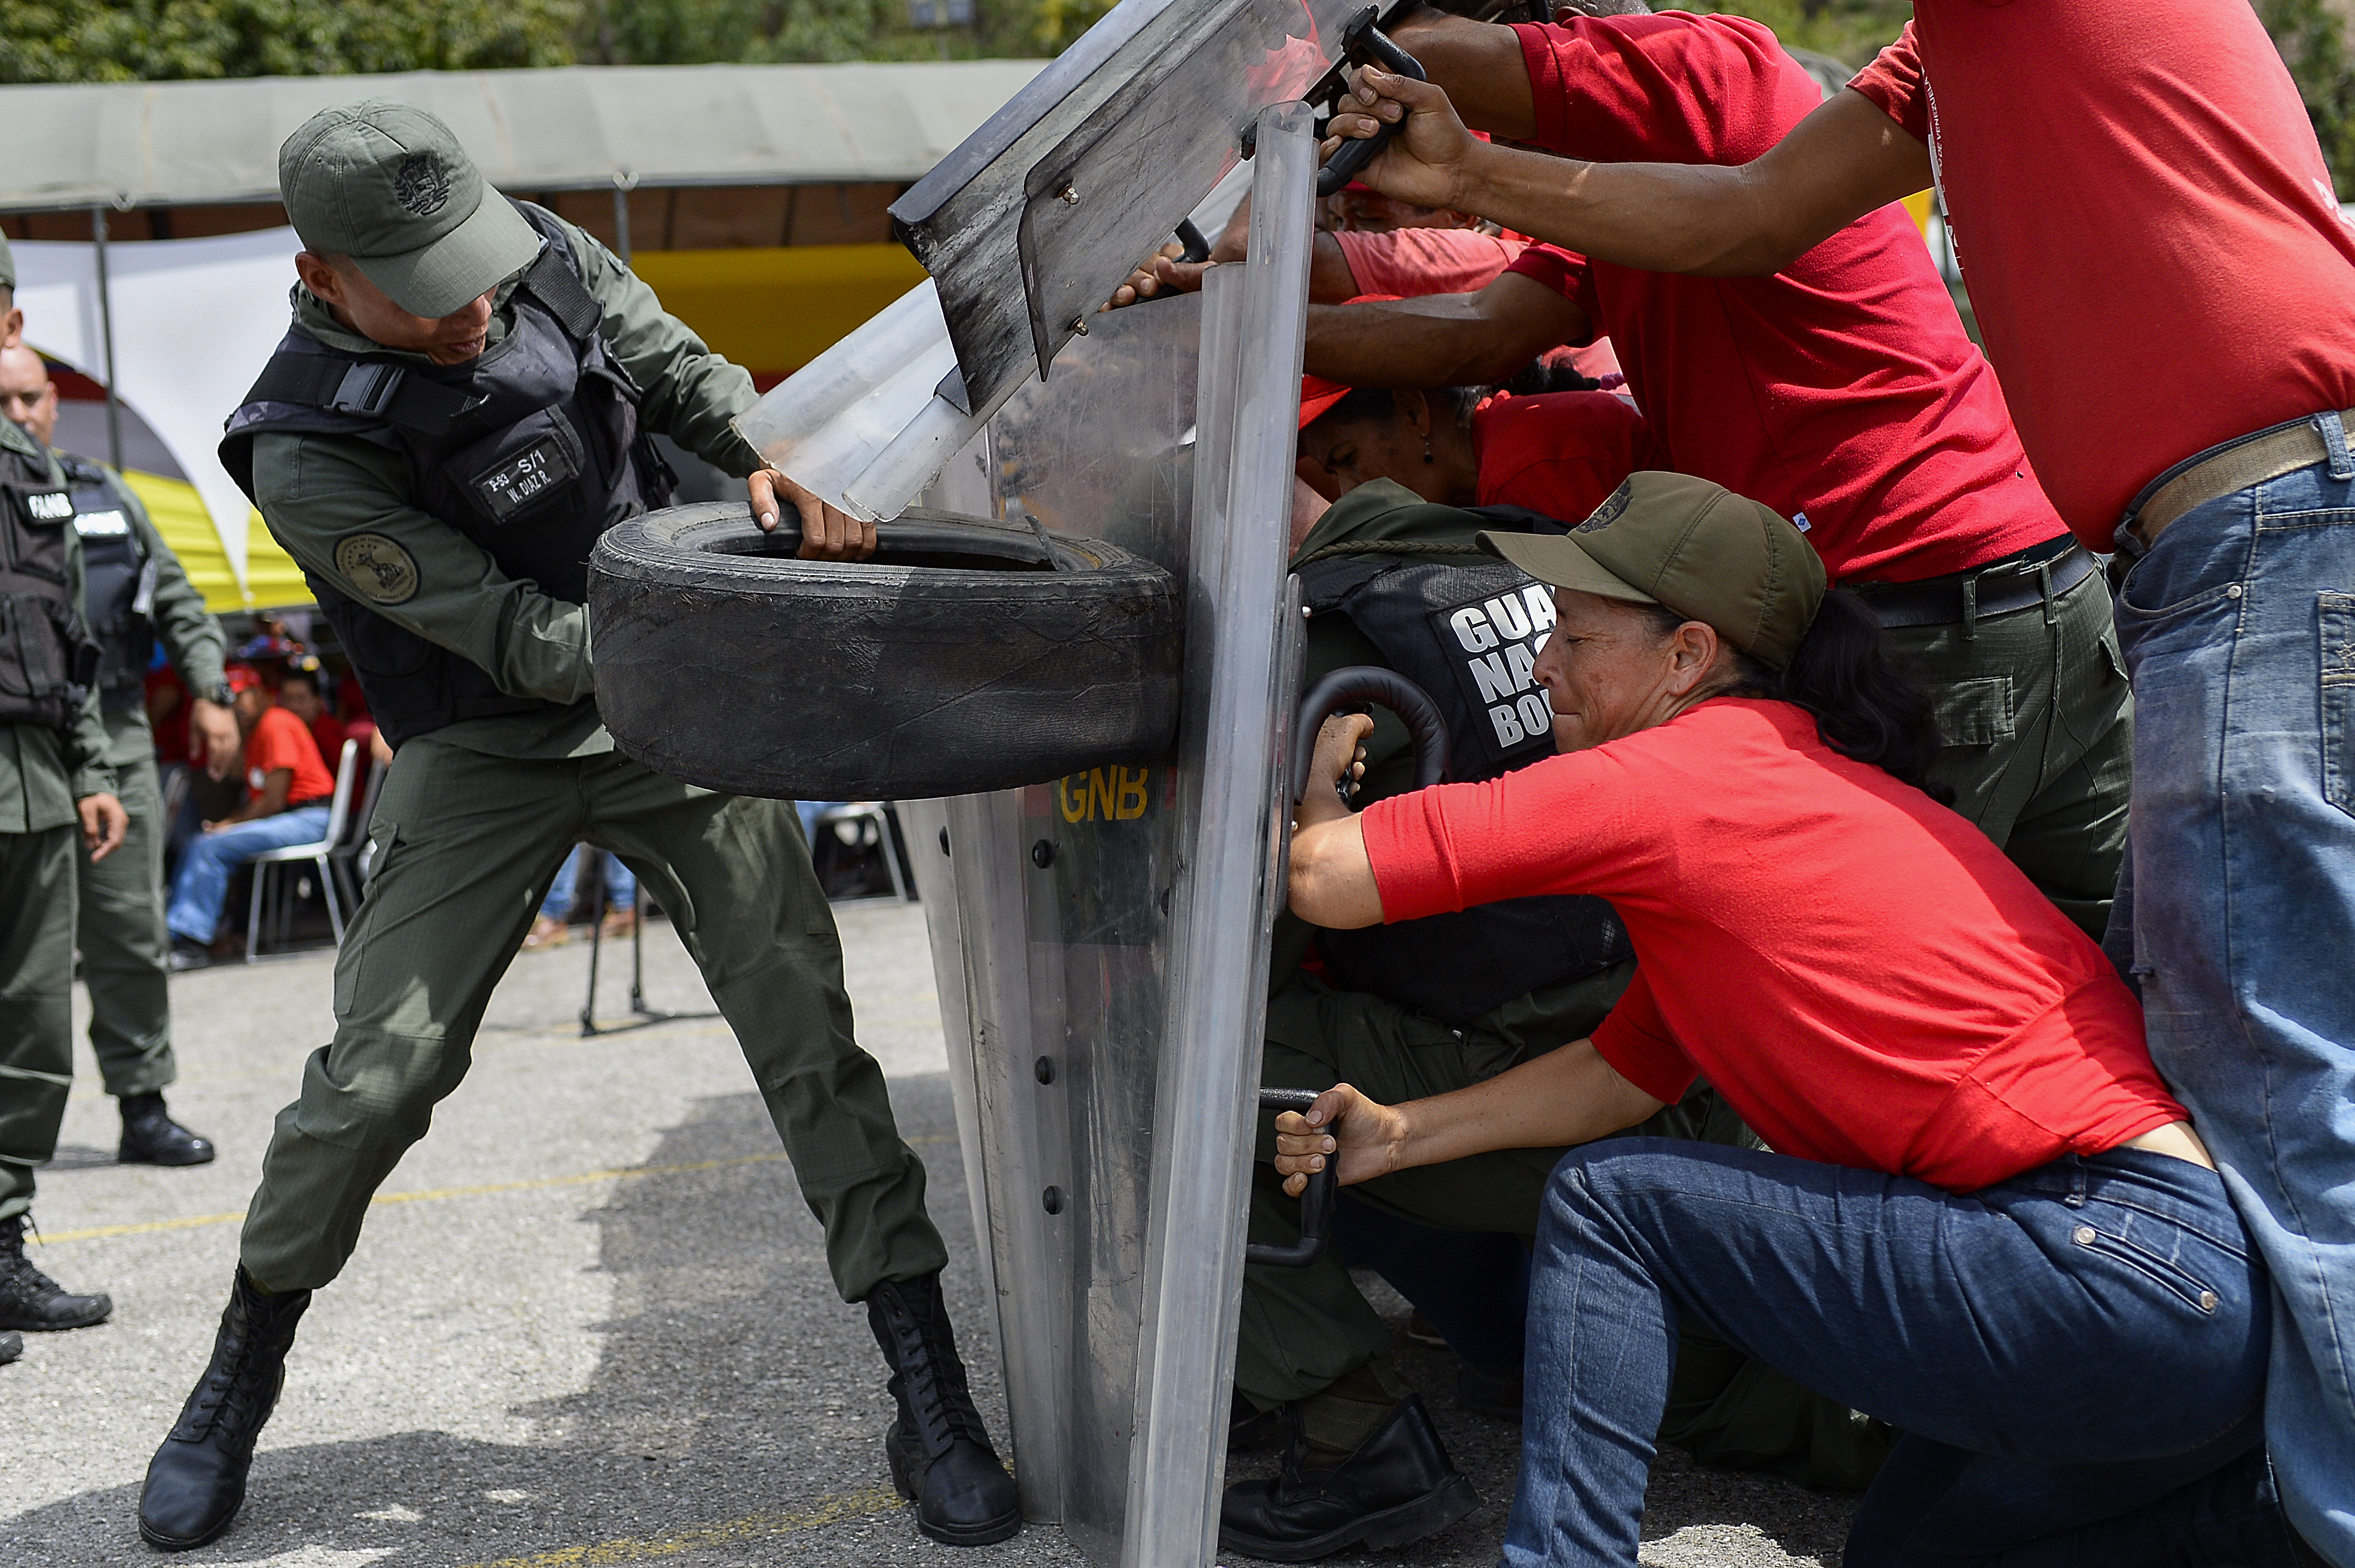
[90,204,124,472]
[611,177,633,267]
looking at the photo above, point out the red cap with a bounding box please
[1300,375,1351,429]
[224,665,264,694]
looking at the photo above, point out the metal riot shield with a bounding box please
[895,105,1318,1568]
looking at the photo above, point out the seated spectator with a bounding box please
[1297,380,1663,523]
[164,667,337,969]
[524,846,639,949]
[272,668,344,770]
[1255,473,2274,1562]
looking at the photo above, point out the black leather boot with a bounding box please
[138,1268,310,1551]
[118,1093,217,1166]
[0,1329,22,1365]
[865,1273,1020,1546]
[0,1215,112,1331]
[1219,1395,1480,1562]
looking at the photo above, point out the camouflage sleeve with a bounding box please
[249,430,597,705]
[560,220,766,478]
[118,476,228,698]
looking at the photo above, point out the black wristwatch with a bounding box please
[200,681,235,708]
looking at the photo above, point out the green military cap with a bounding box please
[1479,470,1826,670]
[0,228,14,291]
[279,98,541,320]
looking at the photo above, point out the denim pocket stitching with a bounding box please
[2322,593,2355,821]
[2081,1191,2251,1263]
[2073,1222,2220,1313]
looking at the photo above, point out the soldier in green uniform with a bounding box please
[0,343,231,1166]
[0,234,132,1365]
[136,102,1017,1553]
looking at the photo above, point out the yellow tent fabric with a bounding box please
[121,470,313,613]
[634,243,930,375]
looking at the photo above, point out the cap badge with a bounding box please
[1574,479,1633,533]
[393,153,453,218]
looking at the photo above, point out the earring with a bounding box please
[1422,437,1434,464]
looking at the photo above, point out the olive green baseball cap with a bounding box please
[279,98,542,320]
[1478,471,1826,670]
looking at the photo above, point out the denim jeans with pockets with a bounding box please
[1506,1140,2290,1567]
[2111,411,2355,1563]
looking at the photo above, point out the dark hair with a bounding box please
[280,668,323,696]
[1501,353,1600,397]
[1316,384,1485,434]
[1642,591,1951,802]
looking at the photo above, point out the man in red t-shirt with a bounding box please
[163,667,338,968]
[1285,1,2131,942]
[1326,5,2355,1552]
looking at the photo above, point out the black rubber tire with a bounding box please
[588,502,1182,800]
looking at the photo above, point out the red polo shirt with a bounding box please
[1472,390,1662,523]
[1361,699,2182,1193]
[1849,13,2355,546]
[1502,14,2064,583]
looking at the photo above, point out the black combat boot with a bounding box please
[138,1267,311,1551]
[865,1273,1021,1546]
[118,1093,217,1166]
[0,1329,22,1365]
[0,1214,112,1331]
[1219,1395,1480,1562]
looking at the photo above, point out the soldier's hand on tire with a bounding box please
[748,468,878,562]
[1273,1083,1406,1196]
[78,791,127,862]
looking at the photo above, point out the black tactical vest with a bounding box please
[0,438,102,731]
[62,454,158,714]
[219,202,672,747]
[1299,510,1632,1026]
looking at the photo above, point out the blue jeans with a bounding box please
[2111,412,2355,1564]
[163,805,332,944]
[539,844,637,919]
[1508,1141,2289,1567]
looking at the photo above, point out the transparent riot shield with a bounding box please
[895,103,1318,1568]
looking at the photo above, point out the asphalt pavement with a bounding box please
[2,898,1856,1567]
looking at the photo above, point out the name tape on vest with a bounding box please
[1433,581,1559,751]
[474,432,581,522]
[75,508,130,536]
[22,487,73,523]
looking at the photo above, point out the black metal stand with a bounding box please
[576,850,720,1038]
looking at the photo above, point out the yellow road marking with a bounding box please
[454,1486,905,1567]
[33,1136,953,1245]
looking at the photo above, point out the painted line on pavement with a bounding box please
[33,1136,954,1245]
[453,1486,906,1567]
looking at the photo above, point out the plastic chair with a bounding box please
[245,738,362,961]
[329,756,390,907]
[814,801,914,903]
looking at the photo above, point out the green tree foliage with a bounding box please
[0,0,579,81]
[2258,0,2355,196]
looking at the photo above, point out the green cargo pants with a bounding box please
[237,737,948,1299]
[0,824,78,1222]
[1238,965,1895,1488]
[1894,563,2133,940]
[76,748,175,1099]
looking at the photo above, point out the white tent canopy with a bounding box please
[0,60,1044,212]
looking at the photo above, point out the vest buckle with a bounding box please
[331,362,404,418]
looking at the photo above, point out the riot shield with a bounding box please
[895,103,1318,1568]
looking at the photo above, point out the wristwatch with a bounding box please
[200,681,235,708]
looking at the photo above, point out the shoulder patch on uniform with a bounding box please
[1573,479,1633,534]
[335,533,420,605]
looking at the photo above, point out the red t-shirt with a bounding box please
[1504,14,2063,583]
[1473,389,1663,522]
[1334,227,1528,299]
[245,705,336,808]
[1849,15,2355,548]
[1360,699,2183,1193]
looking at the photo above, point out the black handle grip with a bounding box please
[1293,665,1450,807]
[1316,11,1430,198]
[1247,1087,1338,1269]
[1174,218,1211,264]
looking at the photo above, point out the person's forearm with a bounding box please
[1305,295,1548,389]
[1309,233,1363,302]
[1449,141,1801,278]
[1391,1038,1662,1172]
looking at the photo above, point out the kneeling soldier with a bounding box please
[136,101,1017,1552]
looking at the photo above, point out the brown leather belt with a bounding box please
[1847,535,2098,632]
[2127,406,2355,547]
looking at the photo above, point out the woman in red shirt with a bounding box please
[1277,475,2281,1566]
